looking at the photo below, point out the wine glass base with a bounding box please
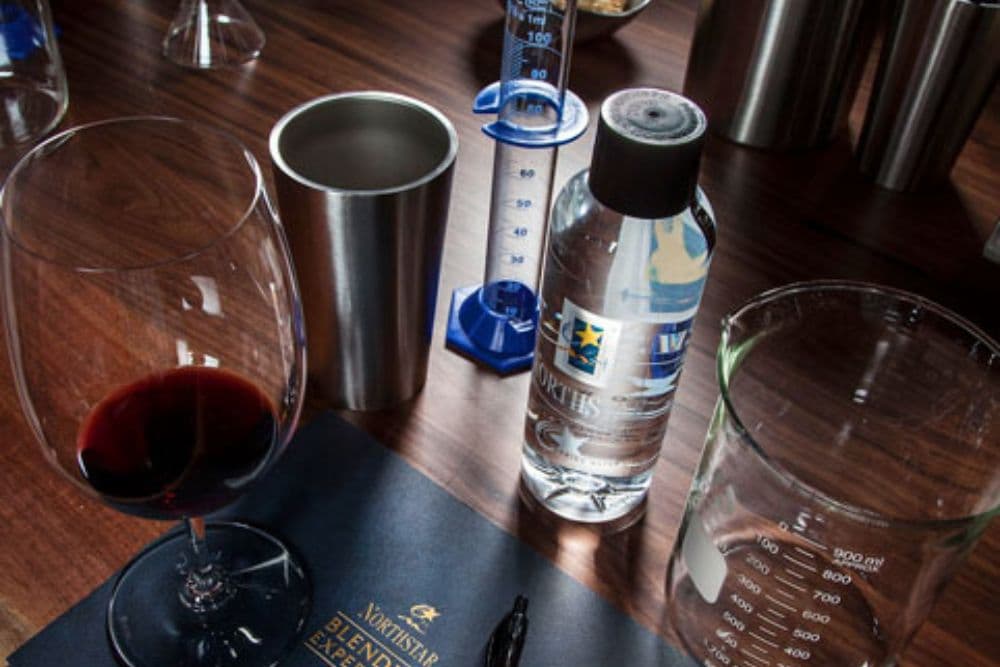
[162,0,265,69]
[162,26,264,69]
[108,521,310,667]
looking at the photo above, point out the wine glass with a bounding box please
[1,117,308,666]
[163,0,265,69]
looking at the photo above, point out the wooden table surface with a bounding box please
[1,1,998,664]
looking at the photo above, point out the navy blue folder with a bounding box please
[8,412,694,666]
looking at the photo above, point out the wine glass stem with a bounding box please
[182,517,236,614]
[187,516,208,558]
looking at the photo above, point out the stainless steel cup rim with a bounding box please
[717,279,1000,530]
[268,90,459,197]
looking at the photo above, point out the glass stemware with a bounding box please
[1,117,308,666]
[163,0,265,69]
[0,0,68,148]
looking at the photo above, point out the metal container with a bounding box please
[857,0,1000,192]
[270,92,458,410]
[683,0,877,150]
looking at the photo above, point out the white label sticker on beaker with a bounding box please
[681,511,727,604]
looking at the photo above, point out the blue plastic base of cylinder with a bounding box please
[445,284,538,375]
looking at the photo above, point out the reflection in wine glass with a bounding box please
[163,0,265,69]
[2,117,308,666]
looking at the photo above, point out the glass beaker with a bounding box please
[666,281,1000,666]
[0,0,68,148]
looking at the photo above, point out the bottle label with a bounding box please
[635,318,693,397]
[553,297,694,398]
[604,217,710,322]
[553,299,623,388]
[644,218,709,312]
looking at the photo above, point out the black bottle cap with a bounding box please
[588,88,707,219]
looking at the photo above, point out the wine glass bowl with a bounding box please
[2,117,308,666]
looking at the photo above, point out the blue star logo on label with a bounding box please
[555,299,621,388]
[568,318,604,375]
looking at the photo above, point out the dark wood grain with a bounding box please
[1,1,997,664]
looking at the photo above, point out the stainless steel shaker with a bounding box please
[857,0,1000,191]
[270,92,458,410]
[683,0,878,150]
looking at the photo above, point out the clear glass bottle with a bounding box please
[521,88,715,528]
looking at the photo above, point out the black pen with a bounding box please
[485,595,529,667]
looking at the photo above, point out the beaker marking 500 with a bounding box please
[692,526,885,666]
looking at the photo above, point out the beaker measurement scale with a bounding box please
[694,519,886,667]
[445,0,586,373]
[500,31,568,132]
[504,1,564,44]
[504,38,561,80]
[665,282,1000,667]
[482,142,557,313]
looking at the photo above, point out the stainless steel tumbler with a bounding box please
[270,92,458,410]
[857,0,1000,192]
[683,0,878,150]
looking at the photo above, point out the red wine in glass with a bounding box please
[77,366,278,520]
[2,117,309,666]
